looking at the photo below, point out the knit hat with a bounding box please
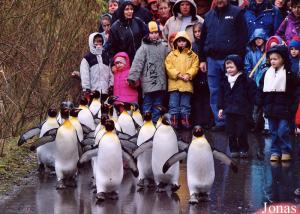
[224,54,244,72]
[289,37,300,50]
[148,21,160,33]
[147,0,157,4]
[265,36,285,52]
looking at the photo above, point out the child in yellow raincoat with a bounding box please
[165,31,199,129]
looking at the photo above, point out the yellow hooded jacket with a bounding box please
[165,31,199,93]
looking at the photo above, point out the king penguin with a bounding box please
[36,108,60,172]
[132,104,143,127]
[136,112,156,188]
[117,102,136,136]
[89,90,101,117]
[55,108,80,189]
[78,96,96,131]
[152,114,180,192]
[162,126,238,203]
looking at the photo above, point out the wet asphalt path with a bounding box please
[1,131,300,214]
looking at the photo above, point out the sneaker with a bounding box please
[211,125,225,132]
[270,154,281,161]
[281,153,292,161]
[231,152,239,158]
[240,152,248,158]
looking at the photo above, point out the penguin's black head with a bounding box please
[47,108,57,117]
[60,108,70,119]
[101,114,109,125]
[92,90,101,99]
[60,101,74,110]
[193,125,204,137]
[107,96,119,105]
[104,119,115,132]
[161,113,171,126]
[79,96,89,106]
[131,103,139,111]
[70,108,81,117]
[101,104,110,115]
[154,105,167,116]
[143,112,152,122]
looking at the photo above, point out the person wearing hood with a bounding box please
[113,52,139,104]
[80,33,113,102]
[163,0,204,44]
[218,55,257,158]
[245,28,269,85]
[108,1,147,64]
[276,0,300,45]
[165,31,199,129]
[256,44,300,162]
[244,0,282,39]
[112,0,153,24]
[128,21,168,123]
[98,13,112,45]
[199,0,248,132]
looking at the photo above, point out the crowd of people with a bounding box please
[78,0,300,172]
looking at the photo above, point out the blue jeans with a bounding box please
[142,91,164,123]
[207,57,225,127]
[268,118,292,155]
[168,91,191,116]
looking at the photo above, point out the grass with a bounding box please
[0,138,37,196]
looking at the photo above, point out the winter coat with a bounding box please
[165,31,199,93]
[244,0,282,39]
[244,28,268,85]
[291,57,300,75]
[198,4,248,61]
[276,13,300,45]
[192,39,208,88]
[295,102,300,126]
[80,32,113,93]
[128,38,168,95]
[218,73,257,116]
[113,52,138,103]
[107,1,147,64]
[256,69,300,119]
[163,0,204,43]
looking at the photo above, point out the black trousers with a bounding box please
[226,113,249,153]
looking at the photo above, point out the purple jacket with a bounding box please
[276,13,300,45]
[113,52,138,103]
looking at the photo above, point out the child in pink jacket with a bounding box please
[113,52,138,104]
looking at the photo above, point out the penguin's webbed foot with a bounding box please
[137,179,145,187]
[197,192,209,202]
[108,191,119,200]
[56,180,67,190]
[171,184,180,192]
[189,194,199,204]
[96,192,106,203]
[146,178,156,188]
[65,178,77,188]
[156,182,167,193]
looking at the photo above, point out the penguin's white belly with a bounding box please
[37,141,56,167]
[78,110,95,130]
[137,126,155,179]
[152,126,179,183]
[118,115,136,136]
[89,102,101,116]
[187,143,215,193]
[96,141,123,192]
[55,128,79,179]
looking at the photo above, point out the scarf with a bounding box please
[263,66,286,92]
[226,72,242,88]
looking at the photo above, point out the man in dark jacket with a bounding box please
[199,0,248,131]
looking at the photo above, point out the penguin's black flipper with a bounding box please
[122,149,139,177]
[212,148,238,173]
[30,136,55,151]
[178,140,189,151]
[18,127,41,146]
[85,131,95,139]
[81,138,95,146]
[132,138,153,159]
[162,151,187,173]
[79,148,98,164]
[41,128,58,137]
[120,140,138,151]
[81,124,93,135]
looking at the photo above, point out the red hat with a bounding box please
[148,0,157,4]
[265,36,286,52]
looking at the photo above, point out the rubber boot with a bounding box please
[171,114,179,129]
[181,114,191,129]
